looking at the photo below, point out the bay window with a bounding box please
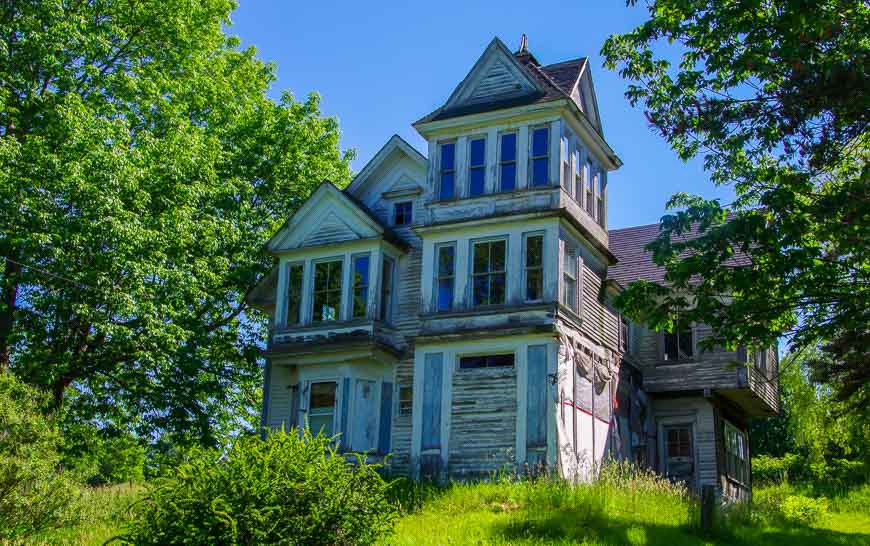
[439,142,456,200]
[435,243,455,312]
[313,259,343,322]
[472,239,507,306]
[524,233,544,302]
[530,127,550,187]
[285,263,304,326]
[469,137,486,197]
[562,245,578,311]
[380,256,395,321]
[351,254,370,318]
[499,132,517,191]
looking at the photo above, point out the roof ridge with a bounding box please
[609,222,662,233]
[542,57,587,69]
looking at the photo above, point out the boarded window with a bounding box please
[439,142,455,200]
[458,354,515,369]
[472,239,506,306]
[285,263,303,326]
[531,127,550,187]
[313,259,342,322]
[499,132,517,191]
[469,137,486,197]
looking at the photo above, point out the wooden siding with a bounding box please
[652,396,718,489]
[449,366,518,478]
[468,61,525,104]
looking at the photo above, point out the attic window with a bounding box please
[394,201,412,226]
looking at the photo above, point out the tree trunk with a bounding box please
[0,255,20,374]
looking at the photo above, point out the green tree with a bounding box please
[0,1,351,444]
[602,1,869,406]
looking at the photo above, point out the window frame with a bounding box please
[585,160,595,216]
[574,149,583,204]
[468,136,486,197]
[311,257,344,323]
[470,237,508,308]
[661,325,696,363]
[349,253,371,319]
[434,242,456,313]
[458,352,516,370]
[284,261,305,327]
[393,201,413,226]
[596,170,605,227]
[397,385,413,417]
[724,420,749,484]
[530,126,550,187]
[561,136,571,195]
[562,243,579,312]
[438,141,456,201]
[499,131,518,192]
[379,255,396,322]
[523,232,545,303]
[307,380,338,436]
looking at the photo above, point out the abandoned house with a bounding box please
[247,36,780,501]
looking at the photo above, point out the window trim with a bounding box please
[523,231,545,303]
[434,242,456,313]
[438,141,457,201]
[470,236,508,308]
[311,256,344,323]
[349,252,371,319]
[530,126,550,187]
[468,136,486,197]
[393,201,413,226]
[284,261,305,327]
[498,131,518,192]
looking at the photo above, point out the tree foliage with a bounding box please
[117,430,397,545]
[602,0,869,405]
[0,0,352,443]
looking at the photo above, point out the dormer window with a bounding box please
[469,137,486,197]
[530,127,550,187]
[499,132,517,191]
[313,259,343,322]
[439,142,456,200]
[394,201,413,226]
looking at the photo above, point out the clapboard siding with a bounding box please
[653,396,718,489]
[449,367,518,477]
[267,365,293,429]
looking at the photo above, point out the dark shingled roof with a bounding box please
[540,58,586,97]
[607,219,751,286]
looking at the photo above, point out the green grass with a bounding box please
[26,476,870,545]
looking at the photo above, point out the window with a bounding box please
[394,201,412,226]
[531,127,550,187]
[724,421,749,483]
[469,137,486,197]
[308,381,337,435]
[596,171,605,226]
[472,239,506,306]
[585,160,594,215]
[439,142,456,200]
[561,137,571,193]
[379,256,395,321]
[524,234,544,301]
[398,385,413,416]
[435,243,455,312]
[574,149,583,202]
[562,245,578,311]
[285,263,303,325]
[459,353,515,369]
[754,350,770,377]
[499,132,517,191]
[663,327,694,361]
[351,254,370,318]
[313,259,343,322]
[666,426,692,458]
[620,316,630,353]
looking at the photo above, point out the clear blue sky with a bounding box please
[229,0,734,230]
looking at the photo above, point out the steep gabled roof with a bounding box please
[346,134,427,197]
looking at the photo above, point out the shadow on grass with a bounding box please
[494,508,870,546]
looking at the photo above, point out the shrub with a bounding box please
[752,453,803,484]
[780,494,828,525]
[63,426,146,485]
[116,429,397,545]
[0,374,79,540]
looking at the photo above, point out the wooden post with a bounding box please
[700,484,715,534]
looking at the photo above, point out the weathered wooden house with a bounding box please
[248,36,779,501]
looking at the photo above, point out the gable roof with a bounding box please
[264,181,408,253]
[346,134,427,197]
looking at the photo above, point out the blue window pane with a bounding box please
[437,279,454,312]
[532,158,549,186]
[501,133,516,162]
[440,172,454,200]
[353,256,369,285]
[473,276,489,306]
[470,138,485,166]
[437,246,454,276]
[500,163,516,191]
[532,128,549,157]
[440,143,455,170]
[469,169,485,197]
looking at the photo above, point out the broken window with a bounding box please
[472,239,506,306]
[469,137,486,197]
[663,327,694,361]
[459,354,515,370]
[313,259,343,322]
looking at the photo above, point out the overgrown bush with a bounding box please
[115,429,397,545]
[752,453,804,484]
[63,426,146,485]
[0,374,79,540]
[780,495,829,525]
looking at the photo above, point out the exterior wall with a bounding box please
[652,396,718,490]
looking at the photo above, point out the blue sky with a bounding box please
[229,0,734,230]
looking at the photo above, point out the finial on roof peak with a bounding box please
[518,34,528,54]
